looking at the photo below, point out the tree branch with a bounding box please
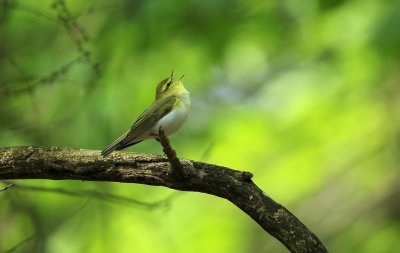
[0,146,328,253]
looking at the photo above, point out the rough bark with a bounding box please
[0,146,328,253]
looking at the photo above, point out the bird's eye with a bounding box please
[163,81,172,92]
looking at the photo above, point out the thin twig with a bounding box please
[7,182,180,210]
[5,199,90,253]
[158,128,188,180]
[0,182,14,192]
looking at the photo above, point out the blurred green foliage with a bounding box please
[1,0,400,252]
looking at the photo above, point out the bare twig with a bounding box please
[5,199,90,253]
[2,181,180,210]
[52,0,100,75]
[0,55,84,95]
[0,182,14,192]
[158,128,188,180]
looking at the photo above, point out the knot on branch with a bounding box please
[241,171,253,182]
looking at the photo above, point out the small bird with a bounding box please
[101,70,190,157]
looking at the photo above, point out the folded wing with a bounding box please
[101,95,176,157]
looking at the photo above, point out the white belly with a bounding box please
[152,92,190,137]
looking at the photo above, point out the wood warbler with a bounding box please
[101,70,190,157]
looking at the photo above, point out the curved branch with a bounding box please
[0,146,328,253]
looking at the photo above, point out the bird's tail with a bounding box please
[101,132,128,157]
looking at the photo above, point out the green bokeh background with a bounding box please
[1,0,400,252]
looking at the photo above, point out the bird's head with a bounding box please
[155,69,187,100]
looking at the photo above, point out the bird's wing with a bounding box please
[128,94,177,139]
[100,130,132,157]
[101,95,176,157]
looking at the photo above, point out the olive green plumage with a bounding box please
[101,70,190,157]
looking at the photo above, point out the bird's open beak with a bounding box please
[178,74,185,81]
